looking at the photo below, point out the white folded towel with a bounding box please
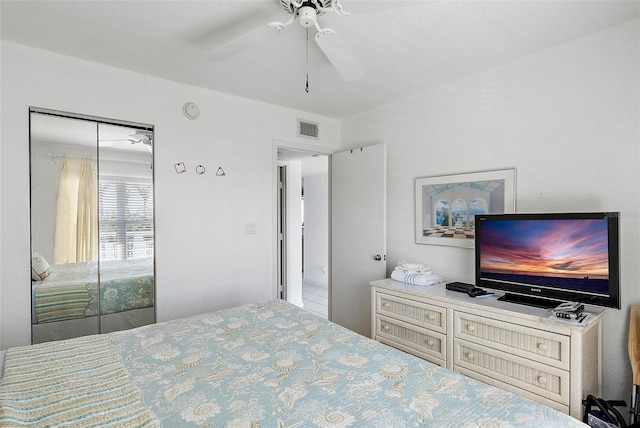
[391,269,443,287]
[397,260,426,270]
[396,261,431,275]
[394,266,431,275]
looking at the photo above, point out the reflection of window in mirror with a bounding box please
[98,180,154,261]
[98,123,154,262]
[30,108,155,343]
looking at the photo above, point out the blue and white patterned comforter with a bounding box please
[109,300,587,427]
[32,258,154,323]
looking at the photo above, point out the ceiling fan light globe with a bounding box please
[298,6,317,27]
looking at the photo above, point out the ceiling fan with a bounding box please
[208,0,364,82]
[100,131,153,146]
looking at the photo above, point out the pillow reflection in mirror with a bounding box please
[31,250,51,281]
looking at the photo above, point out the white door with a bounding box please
[331,144,386,337]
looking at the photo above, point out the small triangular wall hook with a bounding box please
[216,166,226,176]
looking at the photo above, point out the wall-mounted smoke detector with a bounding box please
[297,119,319,139]
[183,102,200,120]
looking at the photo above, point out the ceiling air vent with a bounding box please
[298,119,319,139]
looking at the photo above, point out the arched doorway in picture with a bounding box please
[435,200,449,226]
[451,199,468,227]
[469,198,489,228]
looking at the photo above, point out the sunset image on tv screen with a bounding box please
[479,218,609,292]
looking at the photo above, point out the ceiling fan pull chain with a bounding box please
[305,27,310,93]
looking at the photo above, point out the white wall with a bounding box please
[342,19,639,403]
[302,165,329,288]
[0,41,340,349]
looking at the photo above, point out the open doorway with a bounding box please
[277,148,329,319]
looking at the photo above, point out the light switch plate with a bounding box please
[245,222,256,234]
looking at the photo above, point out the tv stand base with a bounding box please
[498,293,561,309]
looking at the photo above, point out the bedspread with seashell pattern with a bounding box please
[107,300,587,428]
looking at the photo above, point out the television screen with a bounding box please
[475,212,620,309]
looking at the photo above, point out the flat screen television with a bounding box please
[475,212,620,309]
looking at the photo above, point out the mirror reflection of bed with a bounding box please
[29,110,155,344]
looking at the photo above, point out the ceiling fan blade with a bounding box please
[315,32,364,82]
[201,2,283,62]
[101,136,149,145]
[206,25,268,61]
[344,1,420,15]
[130,132,152,143]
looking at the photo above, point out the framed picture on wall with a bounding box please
[415,168,516,248]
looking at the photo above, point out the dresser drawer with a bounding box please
[376,314,446,362]
[454,339,569,405]
[376,293,446,333]
[378,337,445,368]
[454,312,569,370]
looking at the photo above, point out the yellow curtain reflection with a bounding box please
[53,158,97,264]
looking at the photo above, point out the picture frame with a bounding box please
[415,168,516,248]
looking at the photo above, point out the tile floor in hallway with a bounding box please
[302,280,328,319]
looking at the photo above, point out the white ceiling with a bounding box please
[1,1,638,119]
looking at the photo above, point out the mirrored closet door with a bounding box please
[30,109,155,344]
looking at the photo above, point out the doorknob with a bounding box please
[374,254,385,261]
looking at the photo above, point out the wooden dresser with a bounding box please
[370,278,604,419]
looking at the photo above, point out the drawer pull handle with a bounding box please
[383,325,390,331]
[426,339,435,347]
[383,302,391,309]
[466,324,475,332]
[426,314,435,321]
[537,376,547,385]
[465,352,474,361]
[537,343,547,351]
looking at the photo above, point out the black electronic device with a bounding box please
[553,302,585,319]
[555,311,580,320]
[467,288,489,297]
[475,212,620,309]
[446,282,475,293]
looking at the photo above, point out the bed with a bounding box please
[31,257,154,324]
[1,300,587,427]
